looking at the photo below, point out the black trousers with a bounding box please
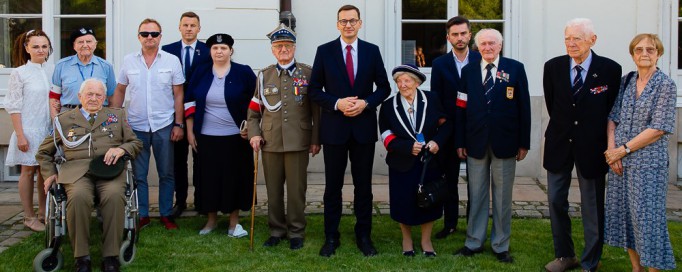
[322,140,375,240]
[437,142,461,229]
[547,165,605,271]
[173,135,198,206]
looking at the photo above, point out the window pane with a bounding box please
[678,21,682,69]
[402,23,446,67]
[59,0,105,15]
[679,0,682,17]
[402,0,447,20]
[0,0,42,14]
[57,18,106,60]
[0,18,42,68]
[459,0,502,20]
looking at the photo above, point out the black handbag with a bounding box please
[416,149,448,209]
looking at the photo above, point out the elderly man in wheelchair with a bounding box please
[36,78,142,272]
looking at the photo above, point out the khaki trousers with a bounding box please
[262,150,309,238]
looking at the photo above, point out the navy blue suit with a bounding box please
[543,51,621,271]
[161,40,210,209]
[430,50,481,230]
[309,38,390,240]
[455,57,530,158]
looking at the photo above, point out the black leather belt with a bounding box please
[62,104,79,109]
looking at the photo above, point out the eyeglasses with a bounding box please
[139,31,161,38]
[634,47,657,55]
[337,19,360,26]
[272,44,294,50]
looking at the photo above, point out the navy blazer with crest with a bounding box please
[379,90,452,171]
[162,40,211,86]
[309,37,391,145]
[455,57,531,160]
[543,51,621,178]
[430,49,481,118]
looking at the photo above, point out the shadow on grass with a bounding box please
[1,215,680,271]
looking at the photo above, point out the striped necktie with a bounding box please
[483,63,495,105]
[572,65,584,98]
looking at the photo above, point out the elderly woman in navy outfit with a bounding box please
[379,64,452,257]
[184,33,255,236]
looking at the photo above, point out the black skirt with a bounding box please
[195,134,254,214]
[389,161,443,226]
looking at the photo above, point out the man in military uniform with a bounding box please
[37,78,142,272]
[247,23,320,250]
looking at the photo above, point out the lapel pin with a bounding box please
[592,73,598,78]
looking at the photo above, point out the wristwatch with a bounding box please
[623,143,631,154]
[174,123,185,129]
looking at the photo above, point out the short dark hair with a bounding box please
[445,16,470,32]
[337,5,360,19]
[180,11,200,23]
[138,18,162,33]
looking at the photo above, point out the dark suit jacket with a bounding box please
[184,62,256,134]
[430,50,481,118]
[379,90,451,171]
[309,37,391,145]
[162,40,210,86]
[455,57,531,159]
[542,51,622,178]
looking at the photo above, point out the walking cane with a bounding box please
[249,150,259,251]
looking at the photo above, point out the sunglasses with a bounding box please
[139,31,161,38]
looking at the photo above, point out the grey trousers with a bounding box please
[547,167,605,271]
[464,147,516,253]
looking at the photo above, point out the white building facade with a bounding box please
[0,0,680,184]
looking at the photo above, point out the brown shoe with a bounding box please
[24,216,45,232]
[545,257,580,272]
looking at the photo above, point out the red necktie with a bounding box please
[345,45,355,87]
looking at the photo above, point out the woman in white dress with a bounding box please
[5,30,54,232]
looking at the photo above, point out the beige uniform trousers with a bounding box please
[262,150,309,238]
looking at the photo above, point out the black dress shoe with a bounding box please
[101,256,120,272]
[402,250,415,257]
[494,251,513,263]
[454,246,484,256]
[171,203,186,219]
[289,237,304,250]
[423,251,437,257]
[356,237,377,256]
[319,238,340,257]
[75,256,91,272]
[263,236,283,247]
[434,227,456,239]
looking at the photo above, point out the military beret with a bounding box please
[206,33,234,48]
[70,27,95,45]
[87,154,126,180]
[392,64,426,83]
[266,23,296,43]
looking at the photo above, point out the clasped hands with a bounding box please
[604,146,625,176]
[412,141,439,156]
[337,96,367,117]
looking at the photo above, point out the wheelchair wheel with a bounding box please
[44,193,56,248]
[118,240,136,265]
[33,248,63,272]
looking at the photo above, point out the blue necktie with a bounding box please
[572,65,584,99]
[483,63,495,105]
[184,46,191,80]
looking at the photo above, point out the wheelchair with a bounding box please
[33,158,139,272]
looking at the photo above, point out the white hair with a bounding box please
[474,28,503,47]
[565,18,595,37]
[392,71,423,85]
[78,78,107,95]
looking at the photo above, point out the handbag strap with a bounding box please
[418,148,432,187]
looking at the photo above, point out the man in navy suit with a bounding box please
[543,18,621,272]
[309,4,391,257]
[454,29,530,263]
[161,11,210,219]
[429,16,481,239]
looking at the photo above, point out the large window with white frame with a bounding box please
[400,0,505,68]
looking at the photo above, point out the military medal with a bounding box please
[272,87,279,94]
[108,131,114,138]
[506,87,514,99]
[67,129,74,137]
[102,127,108,133]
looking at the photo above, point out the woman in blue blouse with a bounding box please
[184,33,256,237]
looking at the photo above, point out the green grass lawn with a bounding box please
[1,215,680,271]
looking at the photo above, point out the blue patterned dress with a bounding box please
[604,70,676,270]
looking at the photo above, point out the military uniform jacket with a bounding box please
[247,62,320,152]
[36,107,142,184]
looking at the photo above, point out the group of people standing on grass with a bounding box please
[3,3,676,272]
